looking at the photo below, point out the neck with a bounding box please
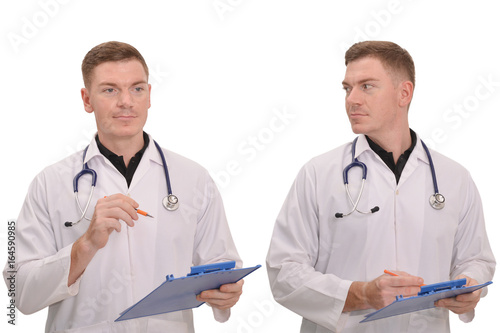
[97,132,144,167]
[368,128,412,164]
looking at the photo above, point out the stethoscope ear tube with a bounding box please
[335,178,379,218]
[73,167,97,191]
[66,185,96,227]
[342,160,367,183]
[335,138,379,218]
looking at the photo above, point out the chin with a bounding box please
[350,124,366,135]
[116,125,143,136]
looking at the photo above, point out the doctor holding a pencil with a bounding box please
[3,41,243,333]
[266,41,496,332]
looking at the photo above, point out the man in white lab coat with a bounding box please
[266,41,495,332]
[4,41,243,332]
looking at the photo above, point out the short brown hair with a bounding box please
[81,41,149,88]
[345,41,415,88]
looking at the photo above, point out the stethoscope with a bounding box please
[65,140,179,227]
[334,137,445,218]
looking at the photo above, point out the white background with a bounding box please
[1,0,499,332]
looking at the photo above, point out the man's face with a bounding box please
[342,56,405,139]
[81,60,151,143]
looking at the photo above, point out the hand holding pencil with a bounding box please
[104,196,154,218]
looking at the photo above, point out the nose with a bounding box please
[117,90,133,108]
[345,86,362,107]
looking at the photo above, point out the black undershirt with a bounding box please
[95,132,150,187]
[366,129,417,184]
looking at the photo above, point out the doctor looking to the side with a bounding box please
[266,41,495,332]
[3,41,243,332]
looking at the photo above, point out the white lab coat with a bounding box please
[3,134,241,333]
[266,134,495,333]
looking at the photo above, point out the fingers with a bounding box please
[83,194,140,251]
[101,194,139,226]
[196,280,244,310]
[385,270,424,285]
[365,272,424,309]
[365,272,482,315]
[379,274,423,296]
[435,291,480,314]
[381,271,424,298]
[455,274,478,287]
[435,275,481,314]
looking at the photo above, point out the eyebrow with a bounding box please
[342,77,380,86]
[97,80,148,87]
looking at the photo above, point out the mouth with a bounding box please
[349,113,367,118]
[347,105,367,118]
[113,114,136,120]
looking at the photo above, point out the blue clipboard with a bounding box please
[361,278,492,323]
[116,261,261,322]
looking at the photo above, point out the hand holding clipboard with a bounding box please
[116,261,260,322]
[361,275,492,323]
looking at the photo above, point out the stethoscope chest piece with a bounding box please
[429,193,445,210]
[163,194,179,211]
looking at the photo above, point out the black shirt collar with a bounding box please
[95,132,150,187]
[366,129,417,184]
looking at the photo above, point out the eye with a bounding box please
[132,85,147,94]
[342,86,351,94]
[361,83,373,90]
[103,88,115,94]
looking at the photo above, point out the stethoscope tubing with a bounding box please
[154,141,173,196]
[342,179,369,217]
[335,136,443,218]
[66,140,177,227]
[420,140,439,195]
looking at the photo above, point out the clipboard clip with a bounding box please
[417,278,467,296]
[165,261,237,281]
[187,261,236,277]
[395,278,468,301]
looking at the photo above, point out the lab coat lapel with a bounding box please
[354,135,394,185]
[398,136,430,187]
[84,135,130,191]
[352,135,372,160]
[128,135,163,192]
[83,134,101,165]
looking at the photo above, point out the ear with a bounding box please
[398,81,414,109]
[81,88,94,113]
